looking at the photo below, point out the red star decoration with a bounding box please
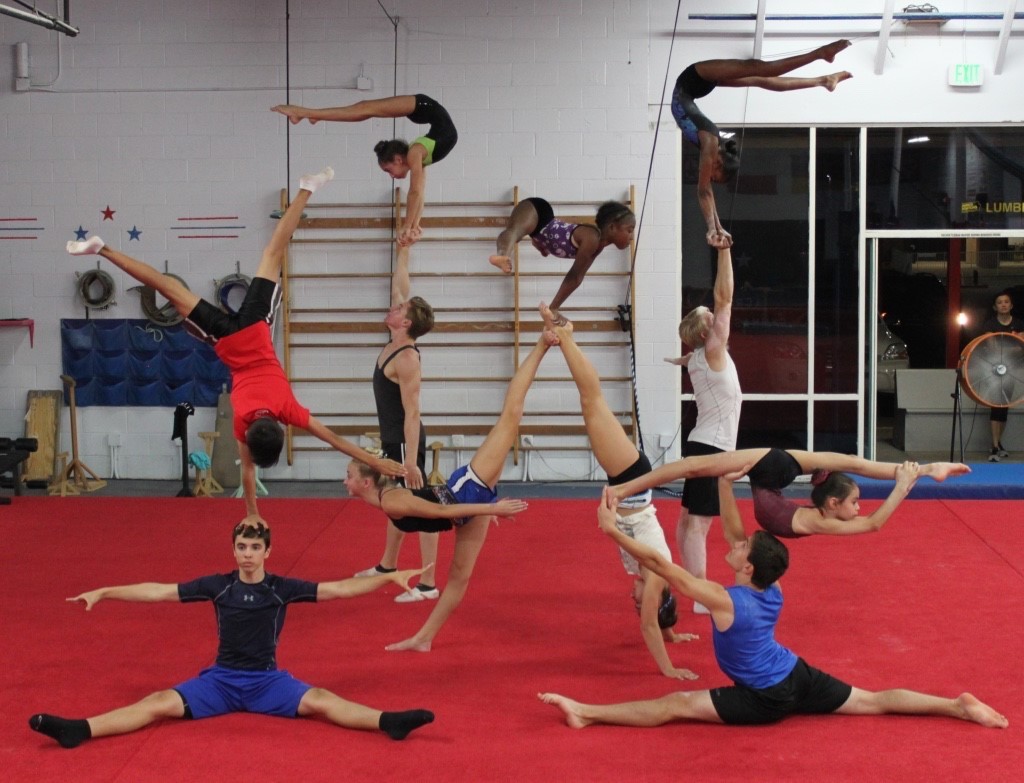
[101,205,116,221]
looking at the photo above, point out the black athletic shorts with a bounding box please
[990,407,1009,423]
[607,450,653,486]
[408,94,458,164]
[746,448,802,492]
[676,64,717,101]
[681,440,724,516]
[186,276,279,341]
[710,658,853,725]
[524,197,556,238]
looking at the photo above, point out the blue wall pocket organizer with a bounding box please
[60,319,231,407]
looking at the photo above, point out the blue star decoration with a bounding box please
[74,226,88,240]
[127,225,142,241]
[102,205,116,221]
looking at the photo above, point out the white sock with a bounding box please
[299,166,334,194]
[66,236,105,255]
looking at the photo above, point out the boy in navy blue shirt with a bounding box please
[30,520,434,748]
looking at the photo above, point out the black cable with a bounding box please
[285,0,291,199]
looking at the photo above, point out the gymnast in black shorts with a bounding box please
[538,492,1007,731]
[671,40,852,248]
[607,447,970,539]
[273,95,457,246]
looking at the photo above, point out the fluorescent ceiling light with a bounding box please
[719,131,735,139]
[907,135,931,143]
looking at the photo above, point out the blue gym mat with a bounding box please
[856,462,1024,500]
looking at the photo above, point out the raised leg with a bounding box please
[537,689,721,729]
[272,95,417,125]
[695,39,851,84]
[786,451,969,483]
[385,515,490,652]
[490,200,541,273]
[254,167,333,282]
[543,306,638,477]
[468,334,549,488]
[68,242,201,319]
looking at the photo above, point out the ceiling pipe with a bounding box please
[0,2,78,36]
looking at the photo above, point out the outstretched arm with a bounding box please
[391,244,411,306]
[236,441,261,516]
[398,148,427,247]
[696,131,729,246]
[548,229,601,313]
[317,566,426,601]
[797,461,920,536]
[305,416,406,478]
[718,476,747,546]
[704,246,734,369]
[597,489,731,616]
[68,583,180,611]
[638,574,699,681]
[381,489,527,521]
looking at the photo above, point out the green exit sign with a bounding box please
[948,63,983,87]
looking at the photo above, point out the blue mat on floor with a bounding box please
[857,462,1024,500]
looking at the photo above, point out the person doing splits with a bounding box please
[66,168,404,518]
[272,95,457,247]
[29,520,435,749]
[489,198,636,323]
[541,303,699,680]
[343,333,552,652]
[607,447,968,539]
[673,39,853,247]
[537,492,1007,731]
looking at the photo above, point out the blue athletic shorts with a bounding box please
[447,463,497,505]
[173,665,312,720]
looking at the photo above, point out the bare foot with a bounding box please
[956,693,1009,728]
[820,39,852,63]
[823,71,853,92]
[537,693,592,729]
[538,301,572,332]
[385,637,432,653]
[489,254,513,274]
[925,462,971,482]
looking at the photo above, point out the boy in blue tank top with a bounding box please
[539,486,1007,730]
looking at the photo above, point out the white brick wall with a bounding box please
[1,0,1022,482]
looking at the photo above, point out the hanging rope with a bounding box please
[76,268,116,310]
[620,0,684,456]
[215,272,251,314]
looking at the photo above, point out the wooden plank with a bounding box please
[297,215,594,230]
[23,390,62,484]
[292,375,632,384]
[288,320,622,334]
[294,422,632,438]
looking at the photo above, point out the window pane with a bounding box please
[736,401,808,450]
[867,128,1024,230]
[682,129,810,394]
[815,129,860,395]
[814,401,857,453]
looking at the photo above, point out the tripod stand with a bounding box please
[948,364,965,463]
[48,375,106,496]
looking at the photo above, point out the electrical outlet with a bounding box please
[452,434,464,447]
[521,434,534,446]
[107,433,123,447]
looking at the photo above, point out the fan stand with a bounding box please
[948,364,965,463]
[48,375,106,496]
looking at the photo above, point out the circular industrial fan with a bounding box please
[959,331,1024,408]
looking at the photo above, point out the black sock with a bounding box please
[29,714,91,749]
[379,709,434,740]
[415,583,436,592]
[375,565,397,574]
